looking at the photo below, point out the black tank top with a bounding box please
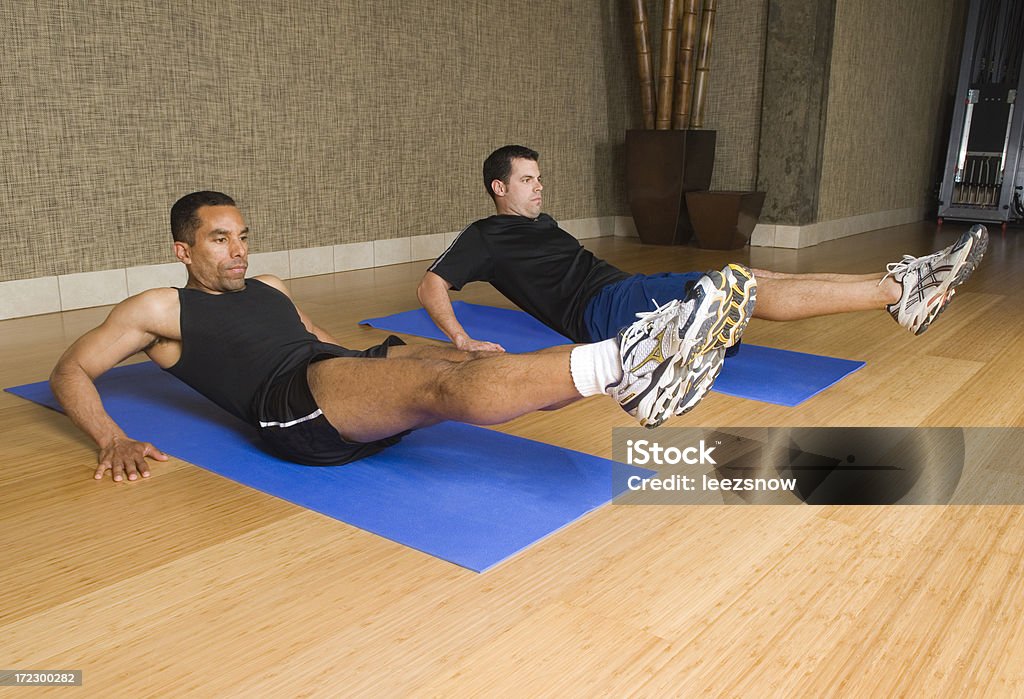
[165,279,330,424]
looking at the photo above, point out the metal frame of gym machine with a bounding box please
[938,0,1024,230]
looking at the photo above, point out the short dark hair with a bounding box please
[483,145,539,199]
[170,191,237,245]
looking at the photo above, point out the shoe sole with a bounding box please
[615,300,688,428]
[680,271,730,352]
[632,300,713,428]
[661,265,756,418]
[721,263,758,347]
[675,346,726,416]
[914,225,987,335]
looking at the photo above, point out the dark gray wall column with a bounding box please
[757,0,837,225]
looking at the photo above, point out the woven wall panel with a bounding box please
[702,0,768,192]
[1,1,639,281]
[818,0,962,221]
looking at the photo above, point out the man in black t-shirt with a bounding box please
[423,210,631,343]
[418,144,987,358]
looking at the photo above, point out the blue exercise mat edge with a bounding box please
[5,363,652,573]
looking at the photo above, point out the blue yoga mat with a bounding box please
[361,302,865,407]
[6,362,650,572]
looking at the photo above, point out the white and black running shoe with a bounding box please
[609,298,691,428]
[883,225,987,335]
[610,263,758,426]
[672,263,757,415]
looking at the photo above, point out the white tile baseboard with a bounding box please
[0,216,620,320]
[2,210,927,319]
[0,276,61,321]
[750,207,928,249]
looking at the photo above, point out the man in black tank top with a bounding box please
[418,145,985,355]
[50,191,726,482]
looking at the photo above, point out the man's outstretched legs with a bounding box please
[308,348,589,442]
[752,225,988,334]
[308,294,716,442]
[308,269,762,445]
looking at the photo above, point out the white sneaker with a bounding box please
[610,264,758,427]
[883,225,988,335]
[609,298,690,428]
[675,346,726,416]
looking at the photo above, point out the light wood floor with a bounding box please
[2,221,1023,696]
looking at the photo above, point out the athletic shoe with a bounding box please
[675,346,726,416]
[610,264,758,426]
[720,263,758,348]
[609,298,691,428]
[882,225,988,335]
[671,264,757,415]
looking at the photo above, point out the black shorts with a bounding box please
[255,336,408,466]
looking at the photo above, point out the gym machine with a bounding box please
[938,0,1024,229]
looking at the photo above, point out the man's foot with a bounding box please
[609,264,757,427]
[883,225,988,335]
[721,263,758,348]
[612,290,739,429]
[609,298,690,428]
[672,264,756,415]
[675,346,726,416]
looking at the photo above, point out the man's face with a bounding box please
[493,158,543,219]
[175,205,249,293]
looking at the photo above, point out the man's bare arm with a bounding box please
[417,271,505,352]
[50,291,175,482]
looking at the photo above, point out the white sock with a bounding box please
[569,339,623,397]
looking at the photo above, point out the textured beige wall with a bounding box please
[0,1,639,282]
[702,0,768,192]
[6,1,961,280]
[818,0,963,221]
[1,0,770,283]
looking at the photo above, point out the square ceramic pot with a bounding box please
[684,190,766,249]
[625,129,716,245]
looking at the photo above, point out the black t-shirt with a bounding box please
[428,214,630,341]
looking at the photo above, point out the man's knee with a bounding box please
[420,360,462,409]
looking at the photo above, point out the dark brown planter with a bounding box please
[625,129,716,245]
[684,190,766,249]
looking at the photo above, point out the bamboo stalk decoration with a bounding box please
[655,0,681,129]
[689,0,717,128]
[672,0,700,129]
[630,0,657,130]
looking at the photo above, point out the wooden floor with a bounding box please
[2,221,1023,696]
